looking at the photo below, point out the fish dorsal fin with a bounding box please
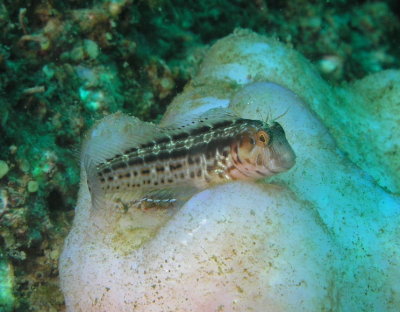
[82,108,237,166]
[160,107,239,131]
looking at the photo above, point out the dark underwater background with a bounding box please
[0,0,399,310]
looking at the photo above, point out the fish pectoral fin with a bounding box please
[137,186,198,210]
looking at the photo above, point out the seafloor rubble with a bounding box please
[0,0,399,311]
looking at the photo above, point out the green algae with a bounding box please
[0,252,14,312]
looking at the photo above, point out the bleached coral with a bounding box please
[60,30,400,311]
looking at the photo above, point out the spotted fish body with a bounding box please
[83,109,296,209]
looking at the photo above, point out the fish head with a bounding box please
[237,121,296,178]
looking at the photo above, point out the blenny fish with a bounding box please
[82,108,296,210]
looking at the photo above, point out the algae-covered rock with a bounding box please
[60,30,400,311]
[0,161,9,179]
[0,252,14,312]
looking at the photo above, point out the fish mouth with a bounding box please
[269,122,296,172]
[271,144,296,172]
[276,144,296,170]
[279,151,296,170]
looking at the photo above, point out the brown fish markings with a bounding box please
[82,108,296,209]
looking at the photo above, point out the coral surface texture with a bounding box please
[60,31,400,312]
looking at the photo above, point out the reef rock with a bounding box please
[59,30,400,311]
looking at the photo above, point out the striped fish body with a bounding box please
[82,109,296,209]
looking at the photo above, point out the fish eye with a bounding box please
[256,130,269,146]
